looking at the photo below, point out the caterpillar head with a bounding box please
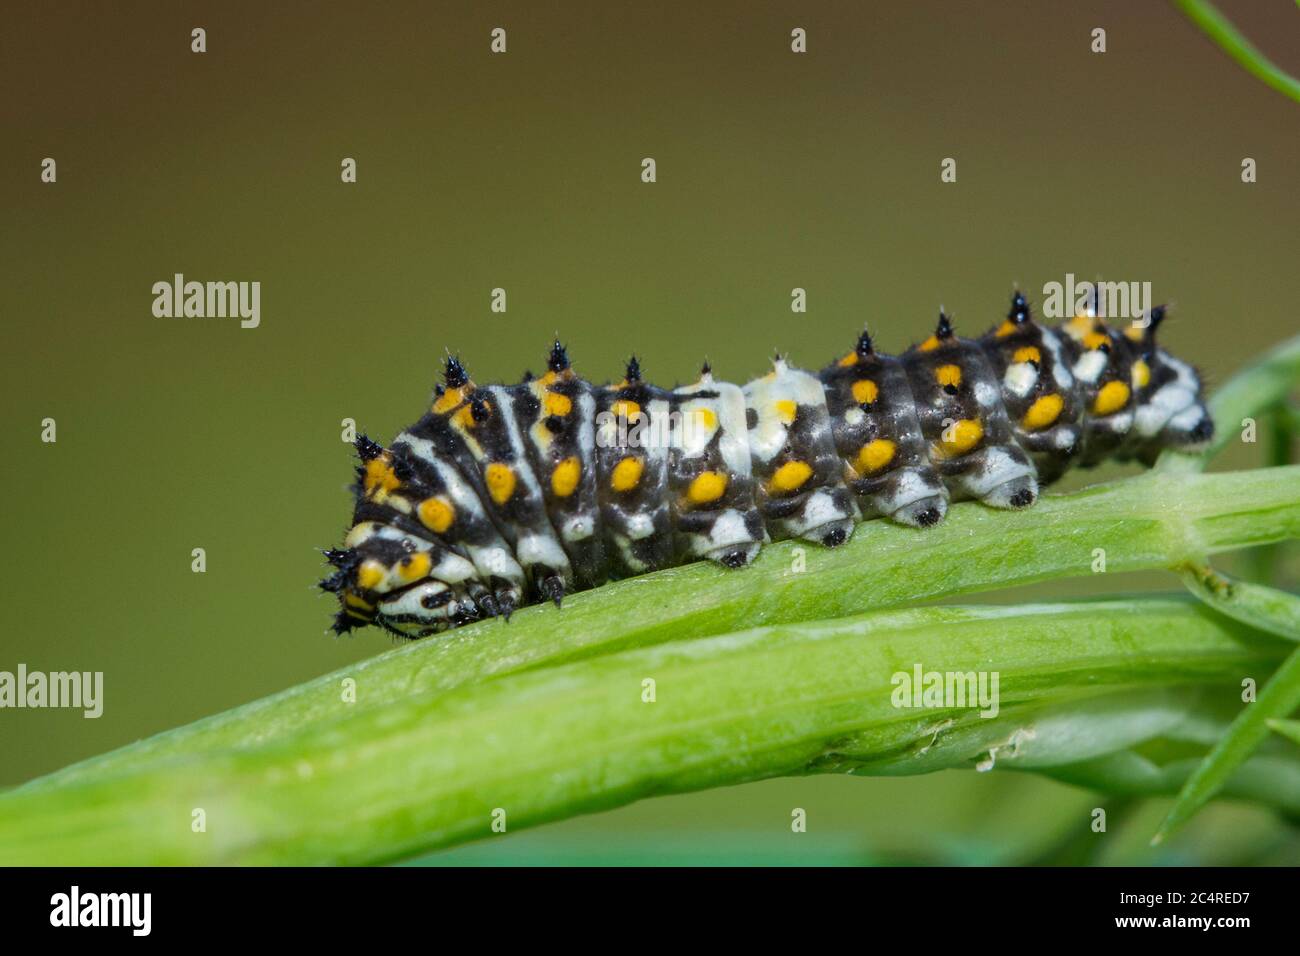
[322,520,486,639]
[371,580,482,638]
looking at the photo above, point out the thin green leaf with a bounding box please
[1179,562,1300,642]
[1152,635,1300,844]
[1172,0,1300,106]
[1266,718,1300,746]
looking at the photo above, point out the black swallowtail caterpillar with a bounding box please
[320,291,1213,638]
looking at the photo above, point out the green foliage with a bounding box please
[0,333,1297,865]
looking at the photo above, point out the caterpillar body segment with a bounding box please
[743,358,858,548]
[977,292,1084,484]
[592,360,675,576]
[819,332,948,527]
[670,369,767,567]
[516,345,607,590]
[323,291,1213,638]
[902,312,1040,510]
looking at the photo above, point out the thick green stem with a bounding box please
[0,598,1287,865]
[23,464,1300,794]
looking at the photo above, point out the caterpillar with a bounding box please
[320,291,1213,639]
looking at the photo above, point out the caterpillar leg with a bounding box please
[944,445,1039,509]
[677,506,767,567]
[890,492,949,528]
[708,538,764,568]
[809,516,856,548]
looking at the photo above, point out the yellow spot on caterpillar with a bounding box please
[1131,358,1151,389]
[452,405,476,430]
[851,379,879,405]
[551,456,581,497]
[694,406,718,430]
[996,320,1018,338]
[769,460,813,493]
[611,456,644,492]
[1021,393,1064,431]
[687,470,728,505]
[937,418,983,458]
[1082,330,1110,351]
[398,552,432,582]
[611,399,641,419]
[357,560,385,590]
[485,462,517,505]
[433,386,464,414]
[935,364,962,388]
[344,591,375,610]
[838,352,858,367]
[344,607,373,621]
[544,391,572,417]
[1066,314,1094,337]
[774,399,797,424]
[1013,346,1041,365]
[363,458,400,495]
[855,438,896,475]
[1092,380,1131,416]
[918,335,941,352]
[418,496,455,534]
[1124,325,1145,342]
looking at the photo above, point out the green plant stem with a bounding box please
[0,598,1288,865]
[22,464,1300,795]
[1172,0,1300,106]
[1248,405,1297,582]
[1152,572,1300,844]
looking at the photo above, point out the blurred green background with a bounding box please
[2,0,1297,864]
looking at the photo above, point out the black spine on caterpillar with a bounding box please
[323,292,1213,638]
